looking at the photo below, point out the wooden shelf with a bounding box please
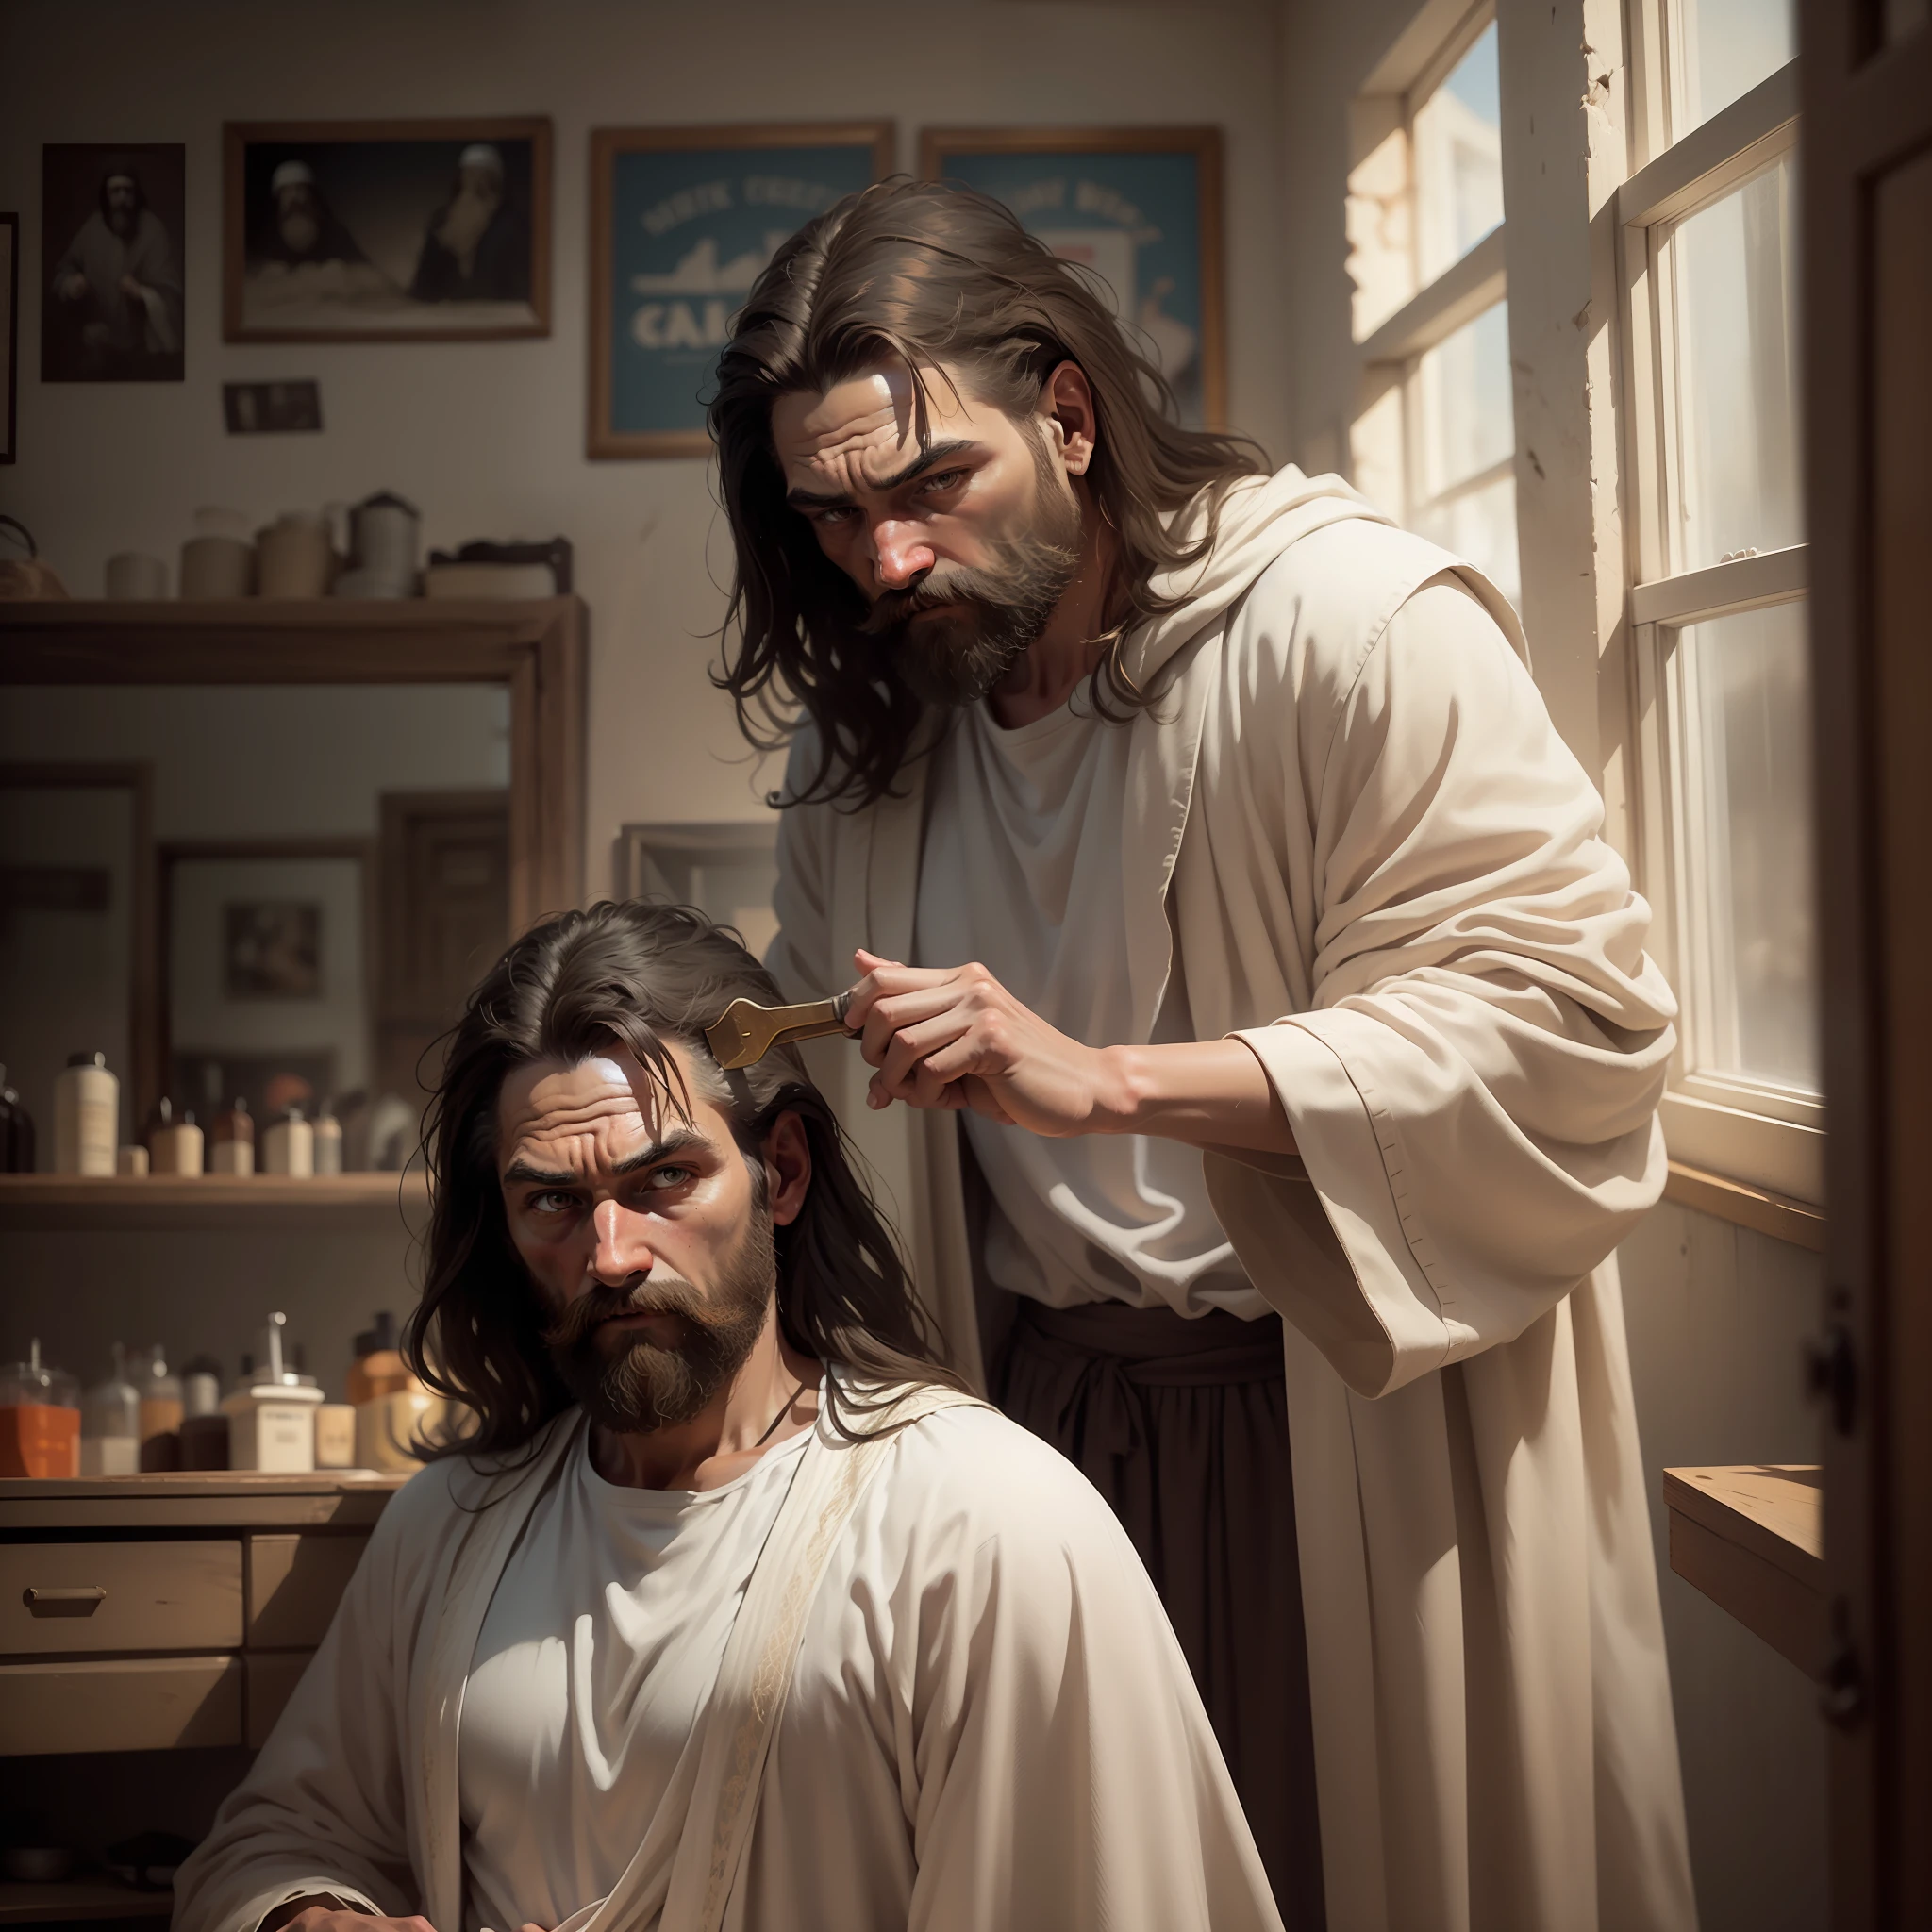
[0,596,581,684]
[1663,1159,1825,1251]
[0,1173,429,1232]
[1663,1463,1824,1674]
[0,1878,172,1924]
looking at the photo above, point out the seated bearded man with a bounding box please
[173,900,1281,1932]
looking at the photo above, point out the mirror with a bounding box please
[1,684,511,1168]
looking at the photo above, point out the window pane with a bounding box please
[1412,22,1504,285]
[1678,599,1818,1092]
[1409,300,1519,606]
[1674,0,1796,131]
[1413,473,1521,609]
[1414,300,1513,497]
[1670,152,1803,572]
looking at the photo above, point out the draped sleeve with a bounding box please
[1209,576,1676,1399]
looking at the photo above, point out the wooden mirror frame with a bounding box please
[0,598,585,1134]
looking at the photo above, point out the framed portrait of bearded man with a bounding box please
[588,122,893,458]
[918,126,1226,430]
[224,119,551,342]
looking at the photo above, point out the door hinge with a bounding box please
[1805,1320,1857,1436]
[1820,1599,1867,1729]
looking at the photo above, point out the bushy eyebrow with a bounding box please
[784,438,982,510]
[501,1124,709,1190]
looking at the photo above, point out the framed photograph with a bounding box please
[224,900,323,999]
[224,119,551,342]
[42,144,186,382]
[617,820,779,959]
[1,212,16,458]
[917,127,1225,429]
[161,840,374,1132]
[589,123,893,458]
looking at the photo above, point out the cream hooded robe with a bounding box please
[767,468,1700,1932]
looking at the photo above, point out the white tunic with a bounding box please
[768,469,1699,1932]
[459,1429,810,1932]
[915,695,1260,1317]
[174,1399,1283,1932]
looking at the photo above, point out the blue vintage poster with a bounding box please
[597,135,884,454]
[926,142,1219,428]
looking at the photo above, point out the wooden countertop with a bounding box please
[1662,1464,1824,1674]
[0,1469,410,1531]
[0,1877,172,1924]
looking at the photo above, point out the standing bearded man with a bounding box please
[712,180,1698,1932]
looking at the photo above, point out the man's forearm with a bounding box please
[1100,1038,1295,1155]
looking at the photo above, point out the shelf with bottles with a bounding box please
[3,1315,447,1486]
[0,1169,430,1230]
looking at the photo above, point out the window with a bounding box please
[1622,38,1817,1199]
[1347,10,1520,607]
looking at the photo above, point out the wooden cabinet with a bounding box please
[0,1474,401,1758]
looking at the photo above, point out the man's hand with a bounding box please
[844,949,1126,1137]
[58,272,87,301]
[842,949,1296,1154]
[259,1900,434,1932]
[119,273,149,300]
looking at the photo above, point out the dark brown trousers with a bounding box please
[991,1297,1325,1929]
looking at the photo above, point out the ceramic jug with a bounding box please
[335,491,421,599]
[257,510,340,599]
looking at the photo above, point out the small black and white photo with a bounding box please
[41,143,185,382]
[224,119,550,341]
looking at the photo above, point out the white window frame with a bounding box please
[1348,2,1511,550]
[1618,54,1820,1203]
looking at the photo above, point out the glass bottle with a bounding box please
[80,1343,140,1476]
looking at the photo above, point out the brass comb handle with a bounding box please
[705,988,858,1072]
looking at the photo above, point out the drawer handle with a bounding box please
[24,1586,108,1617]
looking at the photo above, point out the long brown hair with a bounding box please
[404,899,968,1460]
[709,177,1267,809]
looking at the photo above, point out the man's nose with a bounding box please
[589,1198,655,1285]
[871,519,935,591]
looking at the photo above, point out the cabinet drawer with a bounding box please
[0,1539,243,1656]
[0,1655,242,1753]
[245,1648,317,1747]
[245,1534,369,1648]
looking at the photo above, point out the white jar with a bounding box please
[263,1108,314,1176]
[54,1052,119,1175]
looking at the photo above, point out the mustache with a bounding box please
[860,563,1009,636]
[541,1274,712,1354]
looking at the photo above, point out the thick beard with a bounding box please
[541,1208,775,1435]
[862,437,1085,709]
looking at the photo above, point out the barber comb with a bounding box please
[705,988,858,1071]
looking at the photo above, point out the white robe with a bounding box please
[767,468,1700,1932]
[172,1398,1280,1932]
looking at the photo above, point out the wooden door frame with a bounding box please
[1797,6,1932,1924]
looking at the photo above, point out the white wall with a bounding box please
[0,0,1291,885]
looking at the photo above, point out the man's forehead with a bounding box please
[496,1049,694,1159]
[773,362,978,478]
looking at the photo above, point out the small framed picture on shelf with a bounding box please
[589,122,893,458]
[917,126,1226,429]
[224,118,551,342]
[42,143,187,382]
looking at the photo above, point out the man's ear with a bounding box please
[760,1110,812,1227]
[1040,359,1097,477]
